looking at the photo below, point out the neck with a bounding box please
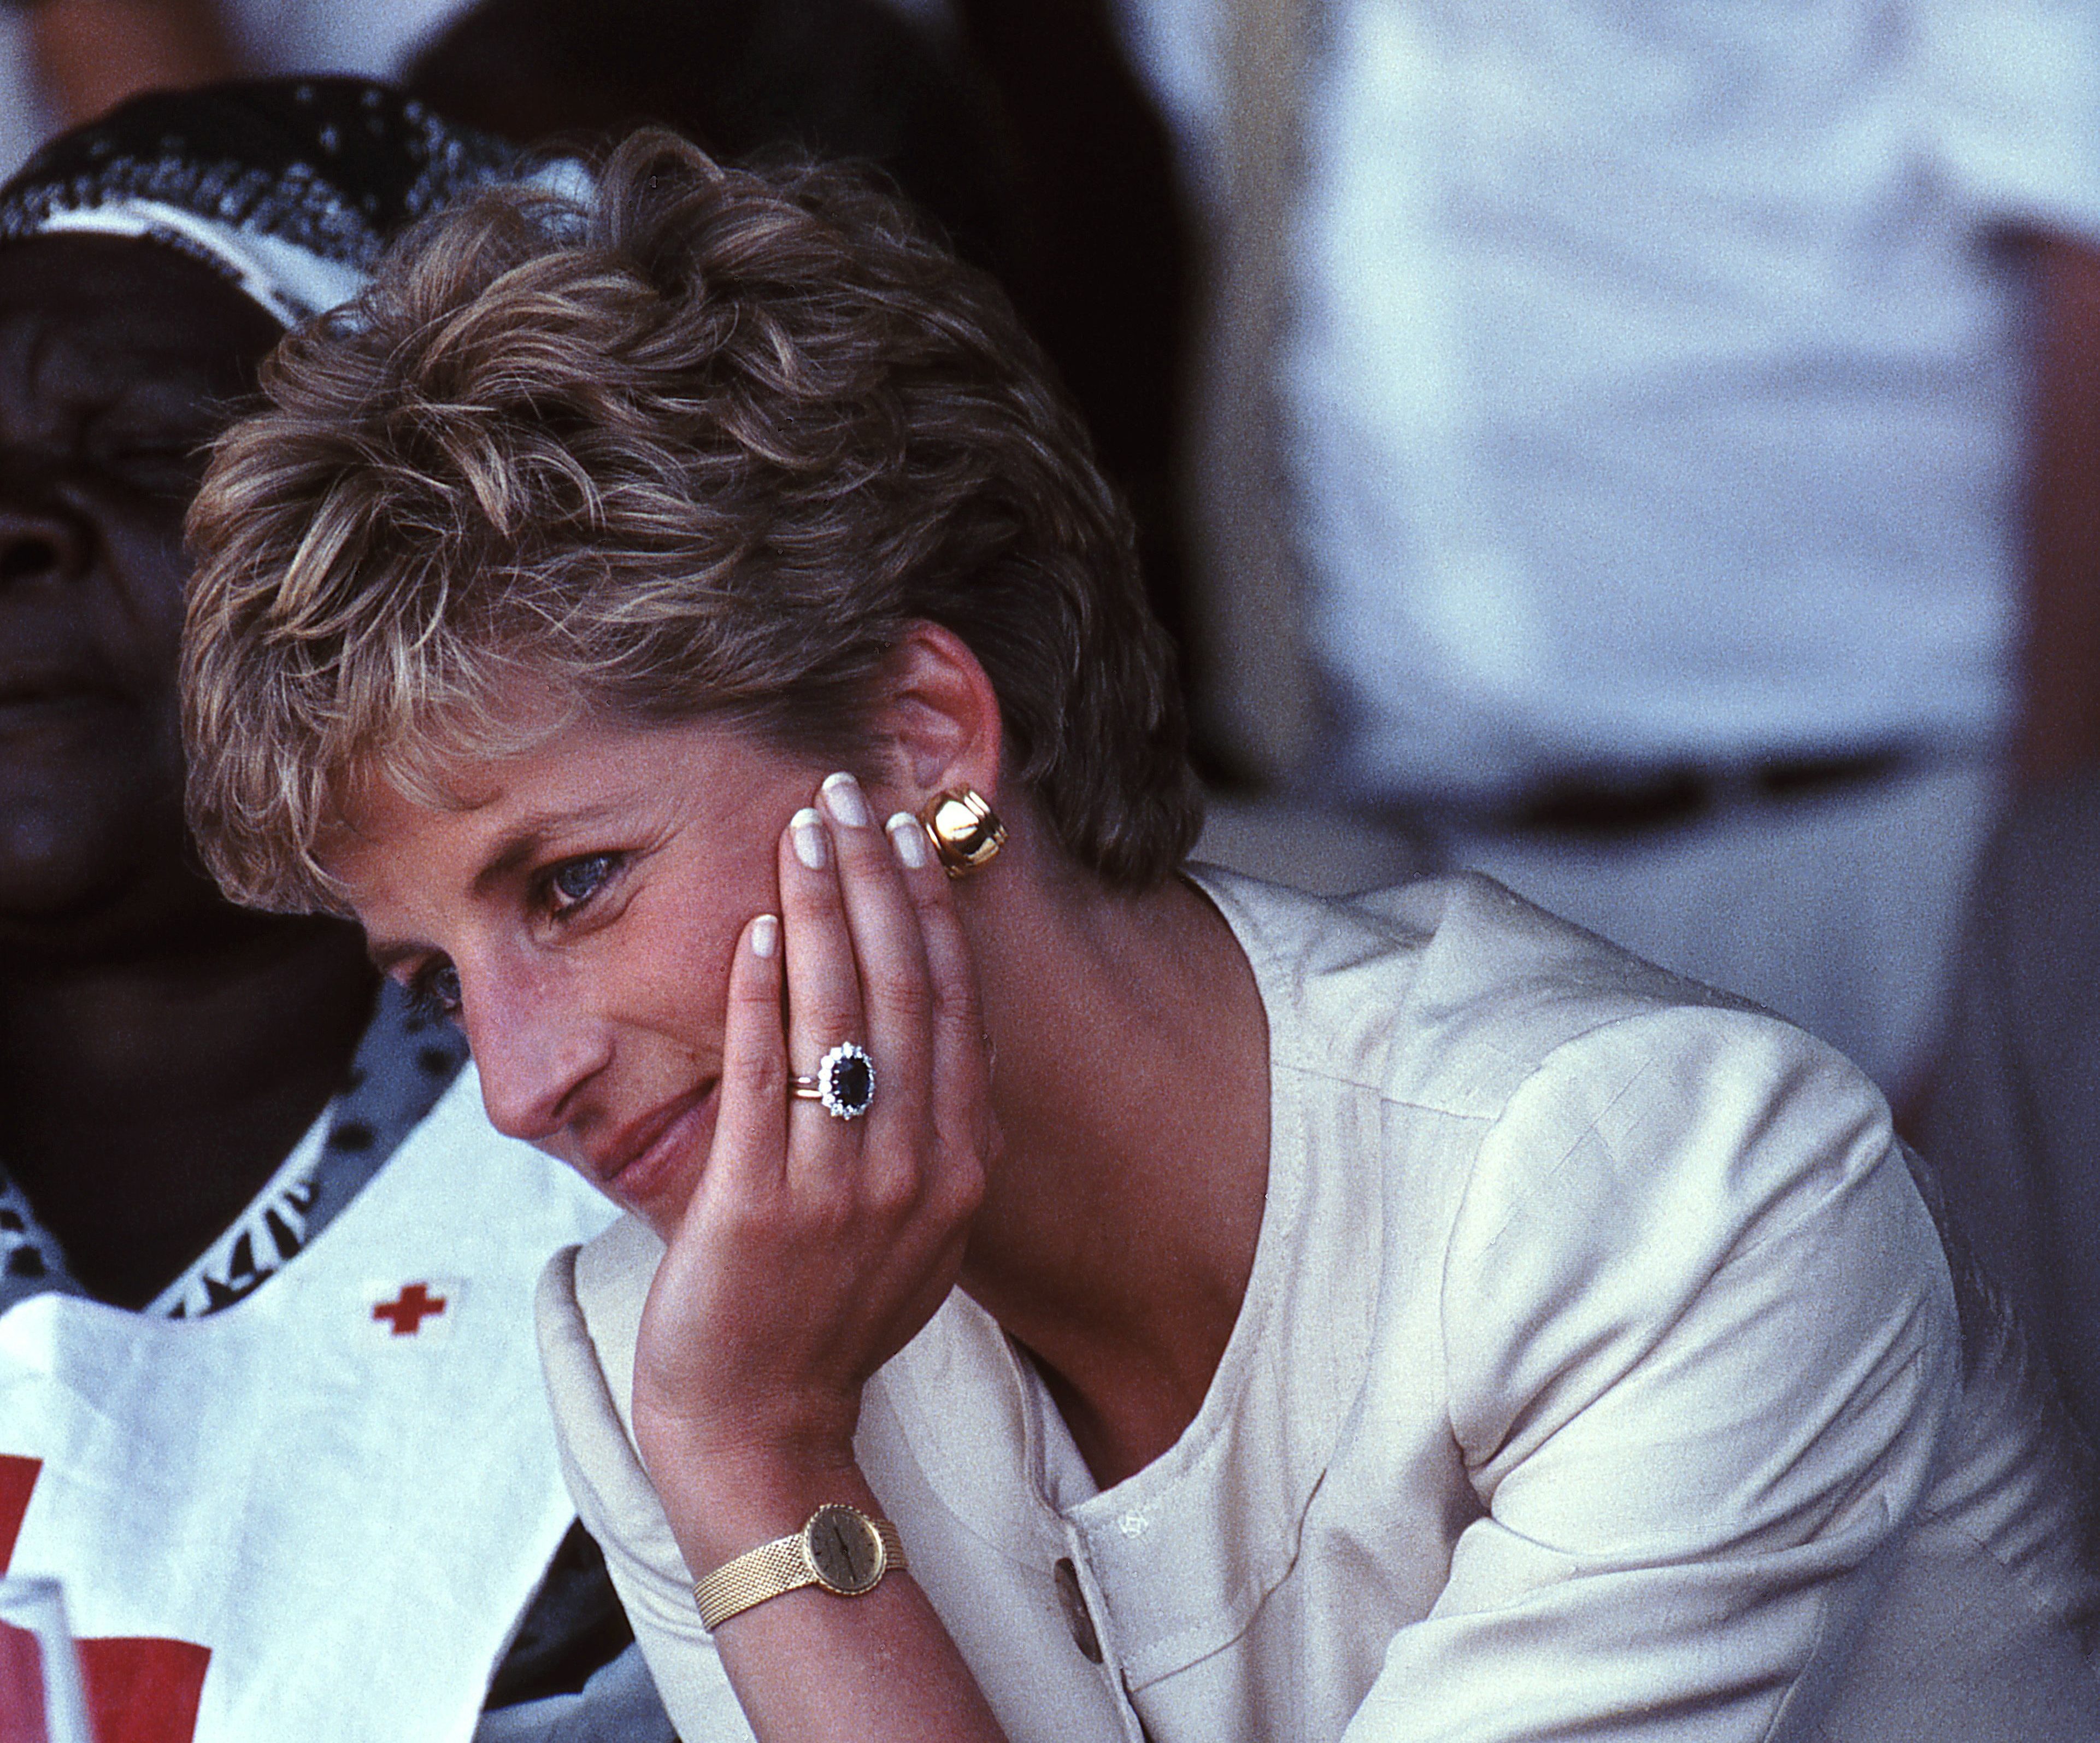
[0,909,377,1307]
[956,851,1270,1489]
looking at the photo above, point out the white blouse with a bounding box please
[537,869,2099,1741]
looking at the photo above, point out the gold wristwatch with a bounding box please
[692,1504,908,1629]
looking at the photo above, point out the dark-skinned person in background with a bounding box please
[0,80,666,1743]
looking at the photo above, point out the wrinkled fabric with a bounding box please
[540,867,2100,1741]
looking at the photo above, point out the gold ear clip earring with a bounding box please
[919,787,1005,878]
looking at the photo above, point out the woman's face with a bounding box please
[0,235,283,947]
[331,708,843,1233]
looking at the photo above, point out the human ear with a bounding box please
[868,621,1004,805]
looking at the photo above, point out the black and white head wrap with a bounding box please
[0,77,533,326]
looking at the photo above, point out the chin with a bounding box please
[0,834,255,960]
[620,1170,704,1243]
[0,777,183,906]
[629,1195,693,1244]
[0,846,150,942]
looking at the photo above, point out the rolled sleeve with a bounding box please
[534,1246,757,1743]
[1349,1011,1959,1741]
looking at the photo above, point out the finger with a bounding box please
[819,772,933,1159]
[697,911,789,1207]
[779,802,868,1169]
[885,809,993,1157]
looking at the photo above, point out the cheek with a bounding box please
[93,510,191,679]
[607,906,744,1058]
[625,863,780,1041]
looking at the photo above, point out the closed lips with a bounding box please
[595,1085,713,1189]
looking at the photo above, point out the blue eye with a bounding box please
[548,853,617,913]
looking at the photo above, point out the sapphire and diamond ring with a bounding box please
[790,1042,876,1120]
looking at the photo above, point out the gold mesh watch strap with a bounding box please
[692,1511,908,1630]
[693,1535,816,1630]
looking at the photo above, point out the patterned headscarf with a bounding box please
[0,77,526,325]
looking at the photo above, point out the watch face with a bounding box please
[804,1505,884,1594]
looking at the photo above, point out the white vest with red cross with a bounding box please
[0,1067,616,1743]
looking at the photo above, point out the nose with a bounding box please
[0,501,87,587]
[461,963,611,1147]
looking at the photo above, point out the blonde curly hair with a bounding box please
[181,129,1200,912]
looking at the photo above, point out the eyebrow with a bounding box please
[467,797,632,897]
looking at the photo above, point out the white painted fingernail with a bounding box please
[821,771,870,828]
[887,812,929,868]
[750,913,779,958]
[791,808,828,869]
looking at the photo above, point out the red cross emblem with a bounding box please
[0,1456,211,1743]
[371,1282,447,1336]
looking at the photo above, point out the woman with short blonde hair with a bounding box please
[185,131,2099,1743]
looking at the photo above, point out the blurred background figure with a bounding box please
[1144,0,2100,1096]
[1109,0,2100,1094]
[1922,768,2100,1473]
[0,0,463,170]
